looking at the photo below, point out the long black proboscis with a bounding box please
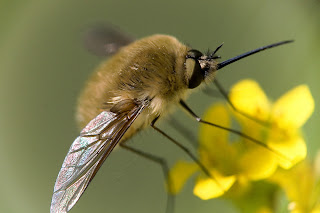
[216,40,294,70]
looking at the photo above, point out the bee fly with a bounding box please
[50,26,293,213]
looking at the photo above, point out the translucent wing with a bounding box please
[84,24,134,56]
[50,101,147,213]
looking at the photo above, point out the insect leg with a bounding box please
[179,100,290,161]
[166,117,197,149]
[119,142,174,213]
[151,117,225,190]
[213,78,270,127]
[213,78,269,126]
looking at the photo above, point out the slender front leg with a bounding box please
[150,116,224,190]
[179,99,289,161]
[213,78,269,126]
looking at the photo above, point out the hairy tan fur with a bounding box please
[76,35,195,141]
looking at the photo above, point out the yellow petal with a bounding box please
[311,205,320,213]
[193,171,236,200]
[239,146,278,180]
[268,136,307,169]
[199,103,239,173]
[272,85,314,129]
[269,160,317,212]
[199,103,230,150]
[256,207,273,213]
[229,79,270,120]
[168,161,198,194]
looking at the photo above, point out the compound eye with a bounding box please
[187,49,203,59]
[186,50,204,89]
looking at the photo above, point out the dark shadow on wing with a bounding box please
[50,101,147,213]
[84,24,134,57]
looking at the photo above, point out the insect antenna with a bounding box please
[205,40,294,126]
[208,43,224,59]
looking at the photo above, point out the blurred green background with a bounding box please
[1,0,319,212]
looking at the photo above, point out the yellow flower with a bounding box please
[169,79,314,200]
[269,152,320,213]
[229,80,313,169]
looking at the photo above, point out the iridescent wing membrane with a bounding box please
[50,102,147,213]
